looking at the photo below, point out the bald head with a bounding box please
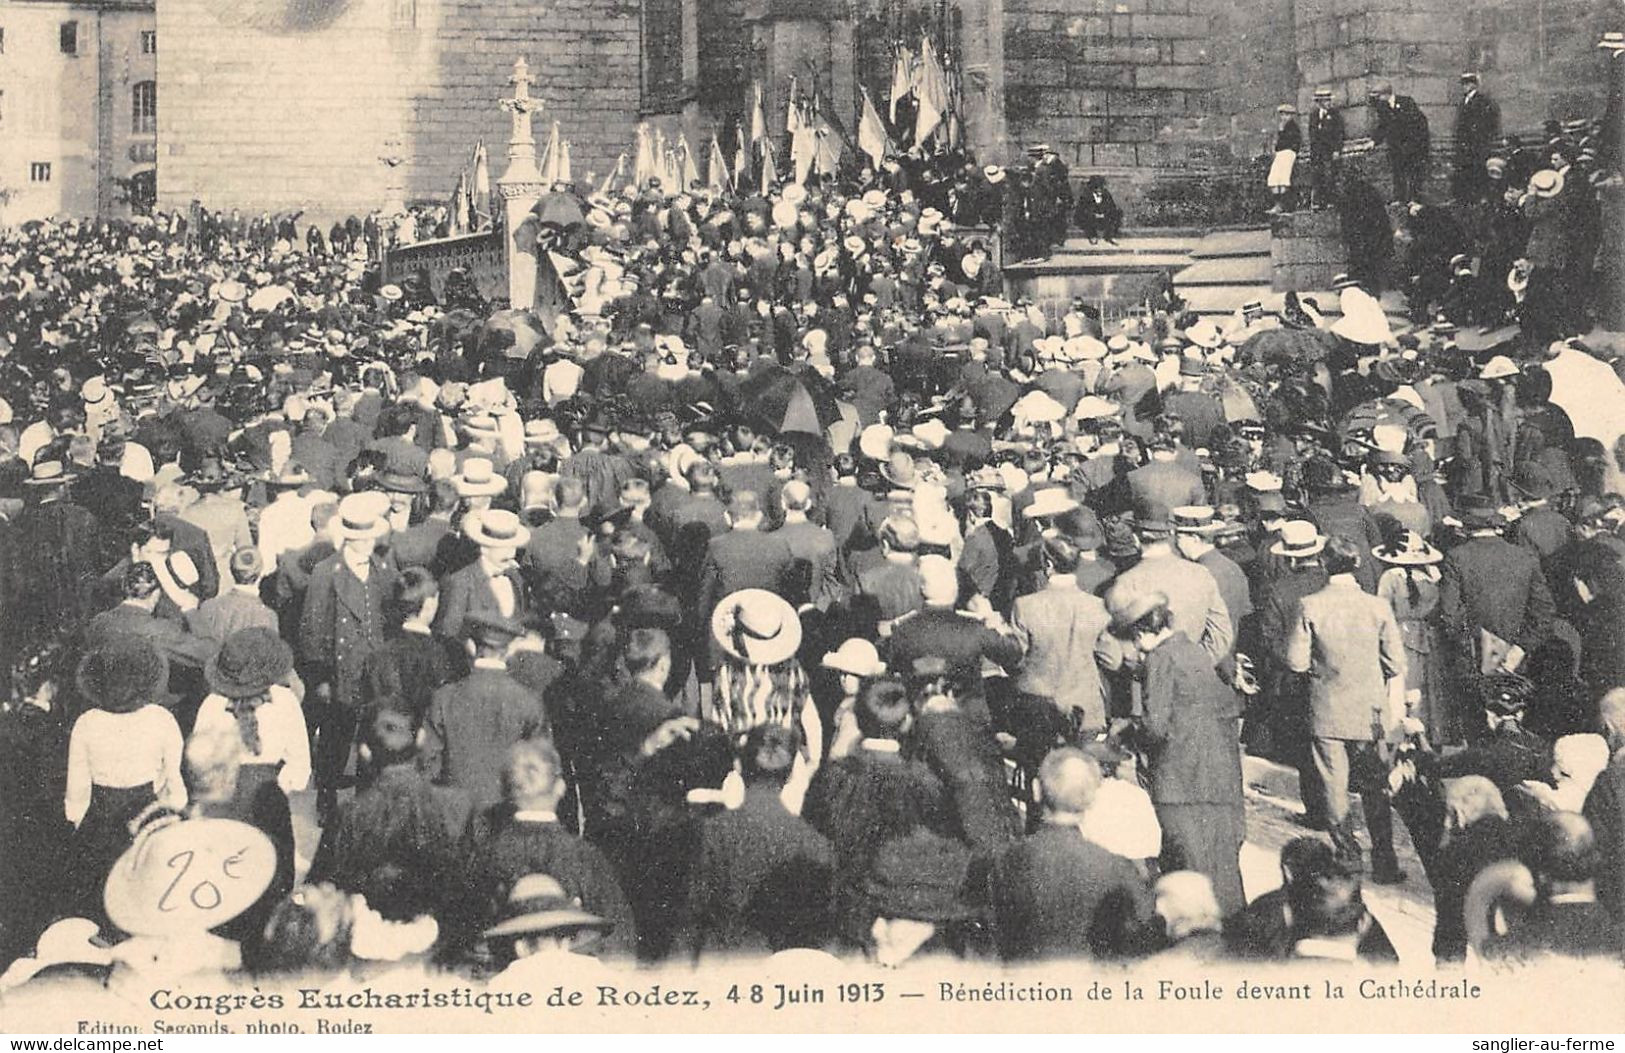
[918,554,958,607]
[1037,747,1102,817]
[1525,810,1598,886]
[1599,688,1625,748]
[1155,871,1222,941]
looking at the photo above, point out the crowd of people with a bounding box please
[1,61,1625,997]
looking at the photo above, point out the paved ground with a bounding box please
[1240,755,1437,964]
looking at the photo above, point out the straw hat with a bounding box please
[822,638,887,678]
[464,508,532,549]
[1270,520,1326,557]
[1528,169,1564,198]
[1023,487,1080,520]
[1371,530,1442,566]
[332,492,391,541]
[711,589,803,666]
[482,874,609,941]
[452,457,507,498]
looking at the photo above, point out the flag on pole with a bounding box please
[633,123,657,188]
[889,45,913,123]
[787,76,802,139]
[708,134,731,193]
[471,140,491,222]
[599,153,626,196]
[539,120,562,185]
[914,36,949,145]
[450,171,470,233]
[558,139,573,185]
[760,136,777,195]
[732,122,750,188]
[677,133,699,190]
[749,82,766,146]
[858,87,891,168]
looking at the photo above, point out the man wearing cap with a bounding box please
[1285,536,1409,880]
[1453,73,1501,203]
[421,611,546,815]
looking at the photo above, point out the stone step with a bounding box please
[1173,255,1273,286]
[1007,250,1192,275]
[1056,235,1199,254]
[1188,228,1272,259]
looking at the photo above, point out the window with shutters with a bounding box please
[60,21,78,55]
[140,30,156,55]
[31,162,52,183]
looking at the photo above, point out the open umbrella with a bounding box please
[737,365,843,436]
[1236,326,1338,370]
[533,192,585,229]
[247,284,294,313]
[480,309,548,360]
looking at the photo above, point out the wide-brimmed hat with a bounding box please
[1185,321,1225,349]
[77,636,169,714]
[23,460,75,486]
[452,457,507,497]
[1458,494,1507,529]
[464,508,531,549]
[376,468,428,494]
[711,588,802,666]
[1023,486,1080,520]
[378,283,404,302]
[822,638,887,678]
[1270,520,1326,557]
[1479,354,1519,380]
[206,627,294,699]
[483,873,610,941]
[1106,585,1169,632]
[880,451,918,490]
[1172,505,1225,535]
[983,165,1006,184]
[1372,530,1442,566]
[1528,169,1564,198]
[332,492,391,541]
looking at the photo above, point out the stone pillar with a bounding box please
[380,137,408,217]
[497,57,546,311]
[956,0,1008,163]
[745,0,855,137]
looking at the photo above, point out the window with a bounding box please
[60,21,77,55]
[30,162,51,183]
[391,0,416,28]
[140,30,156,54]
[132,80,156,133]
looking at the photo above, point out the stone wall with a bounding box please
[1464,0,1624,134]
[157,0,642,222]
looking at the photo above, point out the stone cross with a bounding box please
[500,57,542,176]
[495,57,546,310]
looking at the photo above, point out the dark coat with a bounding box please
[911,707,1022,854]
[697,528,793,619]
[886,607,1024,721]
[1430,816,1517,962]
[989,824,1150,961]
[1453,91,1501,185]
[1439,535,1556,655]
[680,790,835,958]
[1583,756,1625,926]
[1127,459,1205,523]
[1140,632,1244,804]
[1371,95,1429,163]
[433,560,534,643]
[1308,106,1345,160]
[297,554,400,710]
[463,814,637,958]
[420,665,545,814]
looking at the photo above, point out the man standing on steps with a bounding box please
[1452,72,1501,203]
[1368,83,1431,205]
[1308,88,1345,210]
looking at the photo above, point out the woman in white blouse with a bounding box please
[193,627,311,906]
[64,638,187,922]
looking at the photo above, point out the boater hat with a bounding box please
[711,588,802,666]
[1270,520,1326,557]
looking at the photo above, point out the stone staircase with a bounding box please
[1002,228,1203,315]
[1170,227,1274,319]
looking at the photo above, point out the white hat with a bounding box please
[1479,355,1519,380]
[1011,390,1065,425]
[1023,486,1080,519]
[452,457,508,498]
[821,638,886,677]
[463,508,531,549]
[910,419,950,449]
[711,589,802,666]
[1270,520,1326,557]
[333,492,391,540]
[858,424,895,461]
[1073,395,1120,420]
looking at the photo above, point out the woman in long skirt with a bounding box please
[64,638,187,929]
[1372,530,1453,745]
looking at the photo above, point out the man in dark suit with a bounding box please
[695,491,792,633]
[308,707,469,920]
[460,738,636,959]
[679,725,834,960]
[83,562,214,675]
[1368,83,1430,203]
[989,748,1150,961]
[298,495,402,818]
[1127,437,1207,527]
[420,612,546,816]
[434,509,534,644]
[1452,72,1501,203]
[1438,498,1556,681]
[887,557,1024,727]
[186,547,278,644]
[1307,88,1345,209]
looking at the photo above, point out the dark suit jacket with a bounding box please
[297,554,399,709]
[1371,95,1429,161]
[697,528,793,619]
[887,608,1024,721]
[1455,92,1500,166]
[1439,535,1555,654]
[307,764,469,912]
[83,601,214,672]
[185,587,279,643]
[1141,632,1244,803]
[421,666,545,814]
[1127,459,1205,523]
[681,791,835,959]
[463,815,637,958]
[1308,106,1345,160]
[434,560,533,643]
[1584,755,1625,926]
[989,824,1150,961]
